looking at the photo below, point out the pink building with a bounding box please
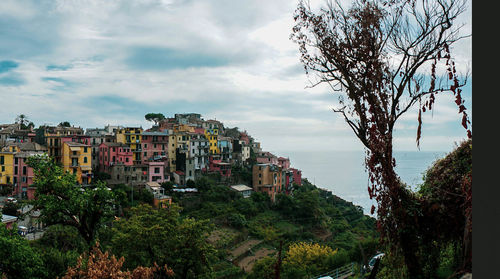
[98,142,133,173]
[239,132,250,145]
[278,157,290,170]
[141,131,169,164]
[208,156,231,177]
[256,151,278,165]
[194,127,205,135]
[12,152,36,200]
[148,161,169,183]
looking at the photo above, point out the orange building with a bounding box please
[252,163,283,202]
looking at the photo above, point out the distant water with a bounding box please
[280,150,447,216]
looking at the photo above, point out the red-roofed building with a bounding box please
[173,170,186,185]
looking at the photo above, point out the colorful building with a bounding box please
[98,142,133,173]
[252,163,283,202]
[289,167,302,186]
[42,126,88,163]
[217,136,233,162]
[0,143,47,199]
[278,157,290,170]
[147,161,169,183]
[256,151,278,165]
[13,152,37,199]
[0,149,14,185]
[115,127,143,164]
[141,131,169,164]
[62,142,92,184]
[208,156,231,178]
[204,128,219,155]
[86,125,121,170]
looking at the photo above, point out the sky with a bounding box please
[0,0,472,156]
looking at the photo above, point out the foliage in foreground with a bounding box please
[0,216,47,279]
[61,242,174,279]
[27,155,115,245]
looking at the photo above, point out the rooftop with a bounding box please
[230,185,253,192]
[1,214,17,224]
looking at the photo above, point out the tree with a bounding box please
[59,121,71,127]
[291,0,471,277]
[16,114,34,129]
[247,256,276,279]
[0,215,48,279]
[110,204,216,279]
[27,154,115,245]
[15,114,28,126]
[282,242,338,278]
[31,225,88,278]
[145,113,166,126]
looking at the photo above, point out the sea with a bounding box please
[278,150,448,216]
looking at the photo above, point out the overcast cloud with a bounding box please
[0,0,471,155]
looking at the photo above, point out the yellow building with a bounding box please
[62,142,92,184]
[204,128,219,155]
[116,127,143,164]
[173,124,195,133]
[0,151,14,185]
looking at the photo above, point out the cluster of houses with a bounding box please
[0,113,302,205]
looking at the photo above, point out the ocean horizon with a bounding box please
[276,150,448,216]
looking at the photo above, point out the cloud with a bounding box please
[0,73,25,86]
[0,60,19,73]
[125,47,230,71]
[0,0,471,156]
[46,64,73,71]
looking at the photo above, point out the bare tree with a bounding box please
[291,0,471,277]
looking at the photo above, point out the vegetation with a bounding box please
[61,242,174,279]
[27,154,115,244]
[58,121,71,127]
[0,215,47,279]
[169,176,379,278]
[291,0,471,277]
[144,113,166,126]
[104,204,216,278]
[16,114,34,130]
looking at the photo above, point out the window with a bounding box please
[14,166,18,175]
[84,157,88,163]
[154,167,160,173]
[14,158,18,164]
[22,166,26,175]
[126,158,129,162]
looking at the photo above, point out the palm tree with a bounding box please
[15,114,29,129]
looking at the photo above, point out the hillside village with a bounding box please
[0,113,302,207]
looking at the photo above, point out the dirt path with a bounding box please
[229,239,262,259]
[238,248,276,272]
